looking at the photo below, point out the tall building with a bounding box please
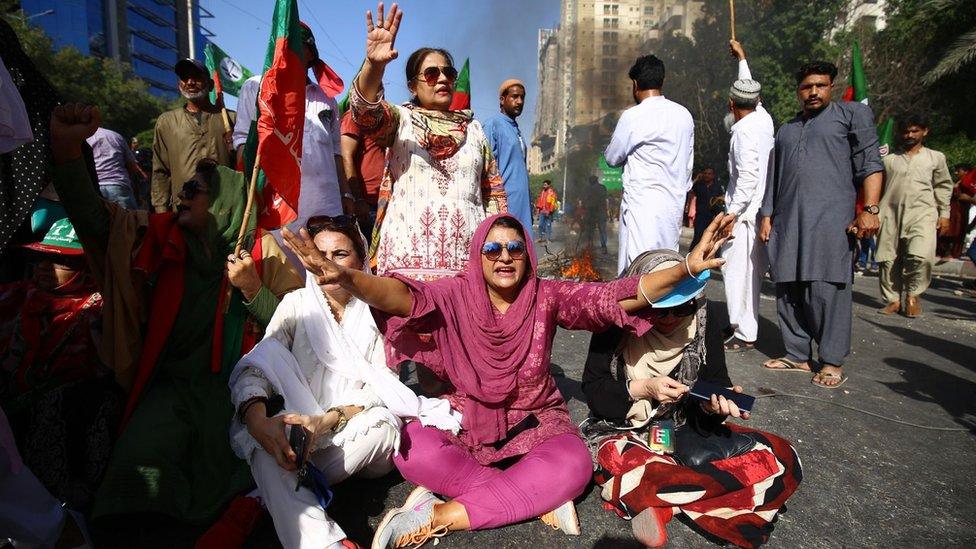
[18,0,213,97]
[832,0,887,36]
[529,0,702,174]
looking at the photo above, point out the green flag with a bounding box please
[598,155,623,191]
[204,42,255,103]
[449,58,470,110]
[845,41,894,156]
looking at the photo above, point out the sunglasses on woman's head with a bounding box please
[415,66,458,86]
[481,240,526,261]
[306,214,358,237]
[657,300,697,318]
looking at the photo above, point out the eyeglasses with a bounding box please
[656,300,697,318]
[414,66,458,86]
[306,215,359,237]
[481,240,526,261]
[179,179,209,200]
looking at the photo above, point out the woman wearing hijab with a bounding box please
[280,207,734,549]
[47,104,303,532]
[349,3,507,280]
[582,249,802,549]
[229,216,460,549]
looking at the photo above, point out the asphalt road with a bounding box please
[94,219,976,548]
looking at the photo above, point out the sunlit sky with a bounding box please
[203,0,560,134]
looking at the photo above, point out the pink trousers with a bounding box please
[393,422,592,530]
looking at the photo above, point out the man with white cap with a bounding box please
[483,79,534,237]
[721,40,774,352]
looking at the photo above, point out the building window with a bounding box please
[601,97,612,109]
[644,6,655,15]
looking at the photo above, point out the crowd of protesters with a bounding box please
[2,1,972,548]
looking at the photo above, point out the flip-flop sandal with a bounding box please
[811,371,848,389]
[724,337,755,352]
[762,357,811,372]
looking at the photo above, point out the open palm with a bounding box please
[365,2,403,65]
[687,213,736,275]
[280,227,344,285]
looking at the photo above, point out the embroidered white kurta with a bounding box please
[605,95,694,273]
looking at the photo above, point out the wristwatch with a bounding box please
[327,406,349,433]
[863,204,880,215]
[342,192,356,201]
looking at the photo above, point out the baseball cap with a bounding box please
[175,58,208,80]
[22,217,85,256]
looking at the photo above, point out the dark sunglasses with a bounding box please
[657,300,697,318]
[306,214,359,237]
[179,179,209,200]
[415,66,458,86]
[481,240,526,261]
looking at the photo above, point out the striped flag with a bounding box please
[449,58,471,110]
[844,41,894,156]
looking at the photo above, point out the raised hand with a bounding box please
[365,2,403,66]
[729,39,746,61]
[50,103,102,163]
[687,212,736,275]
[280,226,346,285]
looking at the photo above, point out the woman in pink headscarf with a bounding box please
[281,211,733,549]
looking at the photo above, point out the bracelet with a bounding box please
[326,406,349,433]
[238,396,268,423]
[638,277,652,306]
[683,254,694,277]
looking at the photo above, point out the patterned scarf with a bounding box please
[404,103,472,160]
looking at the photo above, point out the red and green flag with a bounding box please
[449,58,471,111]
[204,42,254,103]
[844,41,894,156]
[242,0,306,229]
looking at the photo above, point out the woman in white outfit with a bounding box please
[229,215,460,549]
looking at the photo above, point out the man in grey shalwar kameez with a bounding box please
[759,61,884,388]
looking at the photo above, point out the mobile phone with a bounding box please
[689,380,755,413]
[289,424,308,467]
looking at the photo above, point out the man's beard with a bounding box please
[181,89,207,101]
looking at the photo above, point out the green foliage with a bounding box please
[929,133,976,168]
[3,4,168,139]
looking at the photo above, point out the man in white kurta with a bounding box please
[605,55,694,273]
[721,42,775,348]
[234,75,344,229]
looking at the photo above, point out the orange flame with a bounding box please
[561,249,602,282]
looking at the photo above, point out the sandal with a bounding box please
[762,358,811,372]
[811,371,848,389]
[724,337,755,352]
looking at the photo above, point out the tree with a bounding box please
[2,1,167,139]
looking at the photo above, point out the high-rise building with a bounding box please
[529,0,702,175]
[18,0,213,97]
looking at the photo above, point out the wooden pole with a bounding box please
[220,107,232,133]
[235,153,261,255]
[729,0,736,41]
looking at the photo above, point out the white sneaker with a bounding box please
[539,500,581,535]
[371,486,449,549]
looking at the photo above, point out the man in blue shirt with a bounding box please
[483,79,533,237]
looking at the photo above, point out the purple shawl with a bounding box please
[380,213,544,444]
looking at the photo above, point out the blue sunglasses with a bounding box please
[481,240,526,261]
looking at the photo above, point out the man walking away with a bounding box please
[759,61,884,388]
[484,79,534,237]
[721,40,774,352]
[578,176,609,254]
[875,114,953,317]
[535,179,558,242]
[605,55,694,272]
[87,127,147,210]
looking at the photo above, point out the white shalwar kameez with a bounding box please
[721,60,775,343]
[605,95,695,273]
[229,274,460,549]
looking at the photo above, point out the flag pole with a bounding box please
[729,0,736,41]
[221,108,232,133]
[235,153,261,255]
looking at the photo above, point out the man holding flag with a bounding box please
[233,21,355,234]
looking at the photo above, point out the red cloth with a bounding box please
[340,111,386,206]
[535,188,558,214]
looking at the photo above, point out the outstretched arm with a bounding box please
[618,212,735,313]
[355,2,403,102]
[280,226,413,316]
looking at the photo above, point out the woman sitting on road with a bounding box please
[280,210,734,549]
[582,249,803,549]
[229,216,460,549]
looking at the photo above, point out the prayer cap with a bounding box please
[498,79,525,97]
[730,78,761,103]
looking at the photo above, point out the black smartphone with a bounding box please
[689,380,755,413]
[289,424,308,467]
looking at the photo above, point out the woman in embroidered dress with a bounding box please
[280,209,734,549]
[229,216,460,549]
[350,3,507,281]
[582,249,803,549]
